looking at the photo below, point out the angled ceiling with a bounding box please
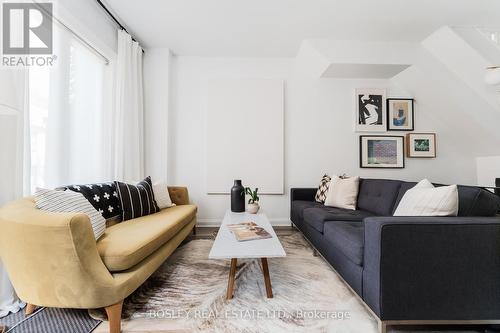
[103,0,500,56]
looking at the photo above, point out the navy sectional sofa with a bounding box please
[290,178,500,332]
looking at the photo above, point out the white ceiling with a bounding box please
[104,0,500,57]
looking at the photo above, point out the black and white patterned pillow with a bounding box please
[66,182,122,220]
[114,176,160,221]
[315,174,332,203]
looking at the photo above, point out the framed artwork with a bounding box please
[387,98,414,131]
[406,133,436,158]
[360,135,405,168]
[355,88,386,132]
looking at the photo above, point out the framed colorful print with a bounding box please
[355,88,386,132]
[406,133,436,158]
[387,98,414,131]
[360,135,405,168]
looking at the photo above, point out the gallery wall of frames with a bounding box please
[355,88,436,169]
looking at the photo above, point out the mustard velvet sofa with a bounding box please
[0,186,196,333]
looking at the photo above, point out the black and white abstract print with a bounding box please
[355,88,386,132]
[358,93,383,125]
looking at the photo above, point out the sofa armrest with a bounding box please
[363,216,500,321]
[168,186,190,205]
[290,188,316,202]
[0,198,118,308]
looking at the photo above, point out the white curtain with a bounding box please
[0,262,25,318]
[30,28,146,187]
[0,68,29,318]
[112,30,145,182]
[0,29,145,318]
[0,21,109,317]
[29,24,109,191]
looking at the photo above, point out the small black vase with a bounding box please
[231,180,245,212]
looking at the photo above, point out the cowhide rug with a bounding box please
[91,233,483,333]
[93,233,378,332]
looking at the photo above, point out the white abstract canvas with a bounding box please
[206,79,284,194]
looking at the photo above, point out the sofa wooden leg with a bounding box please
[192,225,197,235]
[105,300,123,333]
[25,303,37,316]
[313,248,319,257]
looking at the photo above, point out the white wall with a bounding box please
[169,56,482,225]
[477,156,500,187]
[169,57,291,224]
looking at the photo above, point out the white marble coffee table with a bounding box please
[209,210,286,299]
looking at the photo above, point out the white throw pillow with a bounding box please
[153,182,175,209]
[34,188,106,240]
[393,179,459,216]
[324,176,360,210]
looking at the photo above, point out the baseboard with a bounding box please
[195,219,221,227]
[196,217,291,227]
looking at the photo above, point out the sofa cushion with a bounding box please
[394,182,500,217]
[34,188,106,240]
[394,179,459,216]
[291,200,324,223]
[324,176,360,210]
[324,221,364,265]
[303,207,373,233]
[153,182,175,209]
[452,185,500,216]
[97,204,197,271]
[315,174,332,203]
[392,181,417,214]
[65,182,122,220]
[466,187,500,216]
[114,176,160,221]
[357,179,402,216]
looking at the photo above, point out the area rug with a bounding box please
[92,233,380,332]
[0,307,100,333]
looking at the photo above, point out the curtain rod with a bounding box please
[95,0,145,53]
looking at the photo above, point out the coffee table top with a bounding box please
[208,210,286,259]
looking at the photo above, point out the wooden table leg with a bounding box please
[261,258,273,298]
[226,258,237,300]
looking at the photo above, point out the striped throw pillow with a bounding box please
[34,188,106,240]
[114,176,160,221]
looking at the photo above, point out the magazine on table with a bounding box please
[227,221,272,242]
